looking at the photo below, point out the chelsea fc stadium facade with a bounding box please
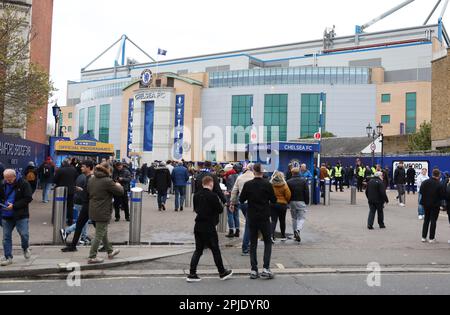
[64,23,449,163]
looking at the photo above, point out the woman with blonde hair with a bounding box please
[270,171,291,242]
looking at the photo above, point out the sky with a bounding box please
[49,0,450,114]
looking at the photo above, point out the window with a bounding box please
[68,112,73,119]
[99,104,110,143]
[167,77,174,88]
[301,94,326,138]
[381,94,391,103]
[87,107,96,136]
[78,109,85,136]
[405,92,417,134]
[68,126,72,132]
[231,95,253,144]
[264,94,288,142]
[381,115,391,124]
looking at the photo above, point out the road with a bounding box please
[1,273,450,295]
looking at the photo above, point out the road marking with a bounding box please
[276,263,285,270]
[0,290,28,294]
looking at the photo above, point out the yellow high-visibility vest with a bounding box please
[358,167,365,177]
[334,166,342,178]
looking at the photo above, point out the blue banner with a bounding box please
[144,101,155,152]
[0,134,49,176]
[127,98,134,158]
[174,95,185,159]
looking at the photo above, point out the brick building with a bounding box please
[431,49,450,150]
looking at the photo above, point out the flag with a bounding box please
[158,48,167,56]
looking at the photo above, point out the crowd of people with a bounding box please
[0,156,449,283]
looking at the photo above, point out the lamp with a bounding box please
[366,124,373,138]
[52,103,61,137]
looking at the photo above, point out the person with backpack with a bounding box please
[23,162,38,195]
[38,157,55,203]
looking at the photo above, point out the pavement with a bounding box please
[1,186,450,280]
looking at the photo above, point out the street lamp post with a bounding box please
[366,123,384,168]
[52,103,61,137]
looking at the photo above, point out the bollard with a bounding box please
[218,206,228,233]
[308,179,314,206]
[351,186,357,205]
[129,187,143,245]
[324,179,331,206]
[185,178,193,208]
[52,186,67,245]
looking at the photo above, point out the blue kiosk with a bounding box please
[248,141,321,204]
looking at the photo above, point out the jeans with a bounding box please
[418,194,425,216]
[290,201,307,232]
[157,192,168,208]
[65,205,88,241]
[368,203,385,228]
[270,203,287,238]
[2,218,29,259]
[174,186,186,210]
[397,184,406,203]
[240,203,250,253]
[89,222,113,259]
[42,182,53,202]
[422,207,440,240]
[227,197,240,230]
[189,230,225,275]
[249,219,272,272]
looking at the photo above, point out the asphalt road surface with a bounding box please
[1,273,450,295]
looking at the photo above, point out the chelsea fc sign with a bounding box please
[140,69,153,87]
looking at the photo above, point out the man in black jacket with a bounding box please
[112,162,132,221]
[406,165,416,195]
[0,169,33,266]
[194,161,226,204]
[287,168,310,243]
[365,172,389,230]
[187,176,232,283]
[54,159,79,225]
[61,160,94,252]
[240,163,277,280]
[420,169,445,243]
[153,162,172,211]
[394,162,407,207]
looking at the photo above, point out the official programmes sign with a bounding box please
[55,140,114,154]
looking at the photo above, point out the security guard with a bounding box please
[333,162,344,192]
[357,164,365,192]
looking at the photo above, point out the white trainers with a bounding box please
[0,257,13,267]
[88,257,104,264]
[429,239,437,244]
[399,203,406,207]
[418,215,424,220]
[421,238,427,243]
[108,249,120,260]
[23,249,31,260]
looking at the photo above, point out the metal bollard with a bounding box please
[129,187,143,245]
[218,204,228,233]
[52,186,67,245]
[324,179,331,206]
[351,186,357,205]
[308,179,314,206]
[185,178,193,208]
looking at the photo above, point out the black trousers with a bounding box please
[114,194,130,220]
[66,194,74,226]
[147,179,156,194]
[270,204,287,238]
[422,207,440,240]
[70,204,89,248]
[357,177,364,192]
[368,203,385,228]
[190,230,225,275]
[335,177,343,191]
[249,220,272,272]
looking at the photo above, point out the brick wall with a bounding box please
[431,50,450,145]
[25,0,53,144]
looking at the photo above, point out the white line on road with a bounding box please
[0,290,28,294]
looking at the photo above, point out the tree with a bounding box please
[0,1,55,132]
[408,122,432,151]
